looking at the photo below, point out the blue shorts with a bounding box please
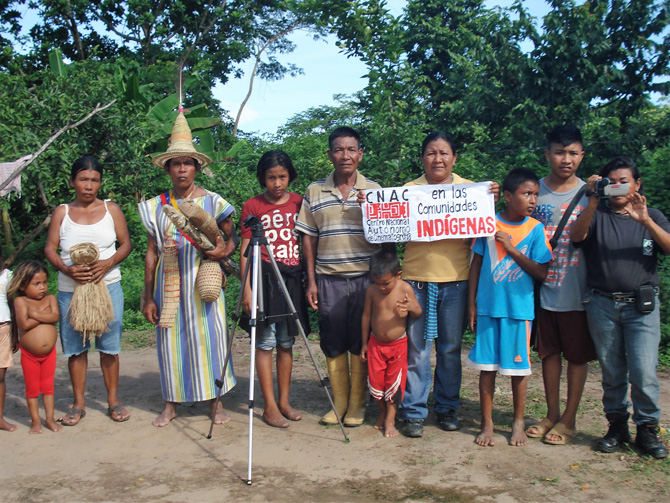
[466,315,531,376]
[256,319,294,351]
[58,281,124,357]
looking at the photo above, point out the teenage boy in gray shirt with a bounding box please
[526,125,596,445]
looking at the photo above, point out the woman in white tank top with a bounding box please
[44,156,132,426]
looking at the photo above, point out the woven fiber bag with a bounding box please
[68,243,114,341]
[158,237,180,328]
[196,259,222,302]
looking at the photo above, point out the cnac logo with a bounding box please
[368,202,409,220]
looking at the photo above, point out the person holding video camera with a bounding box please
[571,156,670,459]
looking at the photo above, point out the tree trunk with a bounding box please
[4,215,52,268]
[1,208,13,253]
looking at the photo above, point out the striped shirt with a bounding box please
[296,170,380,277]
[138,190,236,402]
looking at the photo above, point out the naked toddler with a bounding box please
[361,247,422,437]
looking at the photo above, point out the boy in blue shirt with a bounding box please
[467,168,552,447]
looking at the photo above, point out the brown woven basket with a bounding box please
[70,242,99,265]
[196,260,222,302]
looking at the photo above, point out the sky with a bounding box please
[215,29,369,137]
[14,0,552,136]
[217,0,552,136]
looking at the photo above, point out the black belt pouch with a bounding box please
[636,285,656,314]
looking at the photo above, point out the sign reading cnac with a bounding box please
[362,182,496,243]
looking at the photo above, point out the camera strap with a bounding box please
[549,185,587,248]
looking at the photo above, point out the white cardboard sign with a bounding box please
[362,182,496,243]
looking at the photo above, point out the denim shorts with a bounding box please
[256,319,294,351]
[58,281,124,357]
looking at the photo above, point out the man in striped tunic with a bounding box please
[296,127,380,426]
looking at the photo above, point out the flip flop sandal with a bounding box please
[108,405,130,422]
[543,423,576,445]
[61,408,86,426]
[526,417,554,438]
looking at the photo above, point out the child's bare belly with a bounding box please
[20,325,58,355]
[371,320,407,343]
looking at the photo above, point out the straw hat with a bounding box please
[151,110,212,169]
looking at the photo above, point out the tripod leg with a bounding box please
[246,241,264,485]
[206,246,255,440]
[264,247,349,441]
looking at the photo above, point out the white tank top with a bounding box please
[58,200,122,292]
[0,269,11,322]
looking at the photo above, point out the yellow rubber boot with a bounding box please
[343,353,368,426]
[320,353,349,425]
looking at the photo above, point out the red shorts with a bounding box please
[367,333,407,403]
[20,345,56,398]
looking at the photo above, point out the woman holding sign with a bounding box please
[399,132,499,438]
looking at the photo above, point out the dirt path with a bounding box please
[1,333,669,502]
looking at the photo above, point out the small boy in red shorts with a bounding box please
[361,247,422,437]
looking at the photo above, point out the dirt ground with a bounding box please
[2,332,669,503]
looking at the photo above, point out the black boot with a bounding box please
[635,423,668,459]
[596,417,631,453]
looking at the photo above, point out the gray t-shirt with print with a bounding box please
[532,178,589,312]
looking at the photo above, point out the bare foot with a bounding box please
[263,408,289,428]
[384,422,399,438]
[374,415,385,430]
[475,422,496,447]
[279,404,302,421]
[0,418,17,432]
[510,419,528,446]
[29,419,43,434]
[152,403,177,427]
[212,401,231,425]
[46,418,63,432]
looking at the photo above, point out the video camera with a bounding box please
[591,178,629,199]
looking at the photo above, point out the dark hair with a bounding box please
[328,127,360,150]
[546,125,583,149]
[7,260,48,301]
[6,260,49,341]
[421,131,456,156]
[599,156,639,180]
[599,156,642,195]
[502,167,540,194]
[256,150,298,188]
[71,156,103,180]
[369,245,401,278]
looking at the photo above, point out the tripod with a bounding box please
[207,215,348,485]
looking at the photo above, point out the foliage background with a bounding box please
[1,0,669,359]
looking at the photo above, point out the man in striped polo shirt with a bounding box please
[296,127,380,427]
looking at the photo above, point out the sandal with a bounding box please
[526,417,554,438]
[108,405,131,422]
[60,408,86,426]
[543,423,576,445]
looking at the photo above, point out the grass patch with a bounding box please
[122,309,153,331]
[122,329,155,349]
